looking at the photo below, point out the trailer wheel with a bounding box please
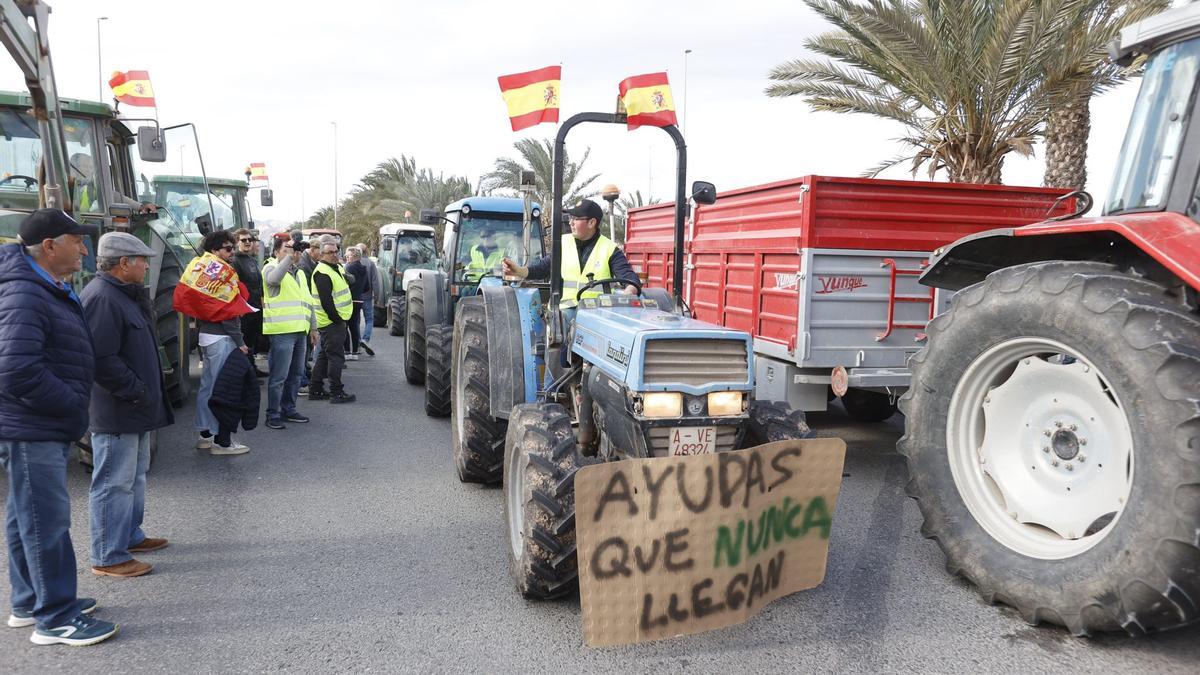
[450,296,506,483]
[389,296,406,337]
[742,400,812,446]
[404,282,426,384]
[840,389,896,423]
[424,324,451,417]
[899,261,1200,636]
[154,253,189,409]
[503,402,596,599]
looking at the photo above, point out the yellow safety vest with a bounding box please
[262,261,312,335]
[310,262,353,328]
[560,234,616,308]
[465,245,503,281]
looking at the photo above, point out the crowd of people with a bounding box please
[0,209,380,647]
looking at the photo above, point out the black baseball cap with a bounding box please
[18,209,98,245]
[566,199,604,223]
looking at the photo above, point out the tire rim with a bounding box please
[946,337,1134,560]
[506,444,527,560]
[453,340,467,452]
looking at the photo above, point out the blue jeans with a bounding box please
[1,440,78,629]
[267,332,307,420]
[88,432,150,567]
[362,302,374,343]
[196,337,237,435]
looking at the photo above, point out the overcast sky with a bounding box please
[1,0,1141,225]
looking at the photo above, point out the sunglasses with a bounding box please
[239,238,258,243]
[220,244,235,251]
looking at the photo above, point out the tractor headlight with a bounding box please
[707,391,744,417]
[642,392,682,418]
[531,207,541,219]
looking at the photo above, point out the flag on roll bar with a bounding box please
[248,163,268,181]
[108,70,156,107]
[498,65,561,131]
[618,72,677,130]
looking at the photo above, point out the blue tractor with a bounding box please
[408,196,544,415]
[443,112,813,599]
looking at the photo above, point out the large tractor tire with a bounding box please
[154,252,189,409]
[503,402,597,599]
[373,304,388,327]
[840,388,897,423]
[742,399,813,446]
[450,296,507,483]
[389,296,406,337]
[899,261,1200,636]
[424,323,452,417]
[404,282,426,384]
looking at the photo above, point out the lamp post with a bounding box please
[96,17,108,101]
[601,184,620,243]
[331,121,338,230]
[682,48,692,136]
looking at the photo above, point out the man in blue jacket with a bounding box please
[81,232,175,580]
[0,209,118,646]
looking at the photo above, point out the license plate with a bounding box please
[669,426,716,456]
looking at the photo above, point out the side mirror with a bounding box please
[260,188,274,207]
[691,180,717,206]
[107,203,134,221]
[194,213,213,236]
[136,127,166,163]
[419,209,440,225]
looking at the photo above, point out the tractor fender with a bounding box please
[416,269,449,328]
[400,267,423,294]
[921,212,1200,293]
[480,284,526,420]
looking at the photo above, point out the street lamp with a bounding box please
[682,49,692,136]
[96,17,108,101]
[331,121,338,230]
[601,184,620,242]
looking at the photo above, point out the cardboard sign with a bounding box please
[575,438,846,647]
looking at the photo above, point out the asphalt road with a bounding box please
[2,334,1198,673]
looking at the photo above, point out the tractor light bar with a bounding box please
[707,391,744,417]
[642,392,683,418]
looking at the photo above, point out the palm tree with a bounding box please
[765,0,1135,184]
[1042,0,1167,190]
[372,168,472,245]
[481,138,601,224]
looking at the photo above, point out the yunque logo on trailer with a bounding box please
[606,343,630,366]
[816,276,867,295]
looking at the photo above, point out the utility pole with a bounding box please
[96,17,108,101]
[331,121,338,230]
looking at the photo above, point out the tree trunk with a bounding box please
[1043,93,1091,190]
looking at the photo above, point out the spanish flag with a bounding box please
[618,72,677,130]
[498,66,561,132]
[108,70,156,107]
[173,252,254,323]
[248,163,268,181]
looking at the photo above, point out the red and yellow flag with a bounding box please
[618,72,677,130]
[173,252,254,323]
[498,65,561,132]
[248,163,268,181]
[108,70,156,107]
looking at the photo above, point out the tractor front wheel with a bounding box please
[424,324,451,417]
[450,296,506,483]
[741,399,812,447]
[404,282,426,384]
[389,296,406,337]
[900,261,1200,636]
[840,389,897,423]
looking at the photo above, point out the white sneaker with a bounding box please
[347,353,359,361]
[210,441,250,456]
[196,435,213,450]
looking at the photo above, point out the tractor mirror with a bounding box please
[194,213,213,236]
[419,209,440,225]
[691,180,717,205]
[260,188,274,207]
[136,127,167,163]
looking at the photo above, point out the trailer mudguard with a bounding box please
[480,284,526,420]
[921,212,1200,293]
[417,269,450,327]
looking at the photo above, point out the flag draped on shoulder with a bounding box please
[108,70,156,107]
[618,72,677,130]
[173,252,254,322]
[498,65,561,131]
[248,163,268,181]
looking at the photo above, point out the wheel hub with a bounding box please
[1051,428,1081,461]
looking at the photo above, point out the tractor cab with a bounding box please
[153,175,251,257]
[438,197,543,289]
[376,222,437,335]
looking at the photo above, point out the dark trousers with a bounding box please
[241,310,264,361]
[346,302,363,355]
[311,321,347,395]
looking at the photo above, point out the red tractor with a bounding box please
[902,5,1200,636]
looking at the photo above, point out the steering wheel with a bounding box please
[576,276,643,301]
[0,175,37,189]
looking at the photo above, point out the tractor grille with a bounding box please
[647,426,739,457]
[642,339,749,386]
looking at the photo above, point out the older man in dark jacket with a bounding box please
[0,210,118,647]
[81,232,175,580]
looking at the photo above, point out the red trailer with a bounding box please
[624,175,1071,420]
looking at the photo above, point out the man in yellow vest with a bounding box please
[308,241,356,404]
[464,228,504,282]
[502,199,639,308]
[262,234,318,429]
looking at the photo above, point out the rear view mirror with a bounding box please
[260,188,274,207]
[691,180,717,205]
[419,209,440,225]
[136,127,166,163]
[194,213,213,236]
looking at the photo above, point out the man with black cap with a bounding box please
[0,209,119,646]
[80,232,175,580]
[502,198,638,307]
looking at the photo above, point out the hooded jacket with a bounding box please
[0,243,95,441]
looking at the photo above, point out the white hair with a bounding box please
[24,234,69,259]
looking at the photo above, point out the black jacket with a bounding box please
[346,260,370,301]
[231,252,263,307]
[79,273,173,434]
[312,264,347,326]
[208,348,260,436]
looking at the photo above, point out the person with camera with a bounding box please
[262,234,316,429]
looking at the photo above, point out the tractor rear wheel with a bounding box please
[373,304,387,327]
[154,252,189,409]
[424,324,451,417]
[389,296,406,336]
[404,282,426,384]
[503,402,596,599]
[742,400,812,446]
[450,296,506,483]
[840,389,897,423]
[900,261,1200,636]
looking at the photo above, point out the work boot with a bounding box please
[329,392,356,404]
[92,559,152,578]
[129,537,169,553]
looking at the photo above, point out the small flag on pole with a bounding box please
[618,72,677,130]
[248,163,268,181]
[498,65,561,132]
[108,70,156,107]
